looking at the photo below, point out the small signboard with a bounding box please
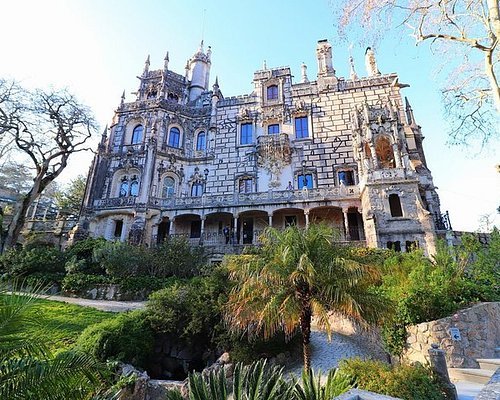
[450,327,461,341]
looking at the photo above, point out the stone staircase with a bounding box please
[449,352,500,385]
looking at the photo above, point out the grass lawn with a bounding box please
[3,295,117,353]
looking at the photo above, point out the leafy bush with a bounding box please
[339,359,448,400]
[145,276,224,343]
[93,241,152,278]
[380,239,498,356]
[75,310,154,368]
[61,273,112,293]
[0,246,65,277]
[151,236,206,278]
[64,237,107,275]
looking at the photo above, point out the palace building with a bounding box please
[77,40,446,256]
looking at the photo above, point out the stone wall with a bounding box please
[65,284,151,301]
[403,302,500,368]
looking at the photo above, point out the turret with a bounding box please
[301,63,309,83]
[187,41,212,102]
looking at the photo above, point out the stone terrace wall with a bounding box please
[403,302,500,368]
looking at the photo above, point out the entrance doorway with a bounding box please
[239,218,254,244]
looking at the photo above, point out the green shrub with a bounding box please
[65,237,107,275]
[93,241,153,278]
[151,236,206,278]
[380,239,498,356]
[75,310,154,368]
[62,273,112,293]
[145,276,224,343]
[339,359,448,400]
[0,246,66,277]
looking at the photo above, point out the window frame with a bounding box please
[294,116,309,139]
[191,182,204,197]
[196,131,206,151]
[297,173,313,190]
[389,193,403,217]
[266,85,279,101]
[162,176,176,198]
[239,178,253,193]
[240,122,253,146]
[267,124,280,135]
[168,127,181,148]
[131,125,143,145]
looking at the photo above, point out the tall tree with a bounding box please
[334,0,500,146]
[224,224,388,371]
[0,79,97,250]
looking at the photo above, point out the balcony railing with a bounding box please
[148,186,360,209]
[93,196,137,209]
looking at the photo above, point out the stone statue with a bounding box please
[365,47,380,76]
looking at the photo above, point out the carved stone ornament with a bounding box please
[256,133,292,187]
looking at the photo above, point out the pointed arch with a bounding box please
[375,136,395,169]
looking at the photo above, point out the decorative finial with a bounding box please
[164,52,169,70]
[206,46,212,60]
[365,47,380,76]
[263,60,267,70]
[214,76,219,88]
[143,54,150,74]
[101,125,108,143]
[120,90,125,105]
[199,40,204,53]
[301,62,309,83]
[349,56,358,80]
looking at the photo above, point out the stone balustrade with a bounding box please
[148,186,360,210]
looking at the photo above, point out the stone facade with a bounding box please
[78,39,443,255]
[403,302,500,368]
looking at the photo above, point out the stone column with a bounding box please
[268,213,273,228]
[233,216,238,244]
[170,217,176,235]
[304,209,310,228]
[200,216,206,245]
[342,208,350,241]
[428,344,458,400]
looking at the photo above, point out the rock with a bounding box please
[217,352,230,364]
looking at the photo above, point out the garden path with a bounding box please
[43,294,145,312]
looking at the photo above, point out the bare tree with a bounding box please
[334,0,499,146]
[0,79,97,250]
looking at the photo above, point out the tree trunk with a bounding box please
[3,192,36,250]
[300,301,313,372]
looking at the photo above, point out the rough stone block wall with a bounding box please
[403,302,500,368]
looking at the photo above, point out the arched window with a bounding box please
[191,183,204,197]
[162,177,175,198]
[131,125,143,145]
[130,177,139,197]
[389,194,403,217]
[196,131,206,151]
[267,85,278,100]
[168,127,181,148]
[119,179,129,198]
[375,136,395,169]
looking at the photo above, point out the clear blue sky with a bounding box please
[0,0,498,231]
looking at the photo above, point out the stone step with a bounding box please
[477,358,500,371]
[448,368,494,385]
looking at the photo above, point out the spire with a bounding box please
[213,76,219,90]
[164,52,169,70]
[143,54,150,75]
[365,47,380,76]
[405,97,416,126]
[198,40,204,53]
[301,62,309,83]
[120,90,125,106]
[349,55,358,80]
[100,125,108,144]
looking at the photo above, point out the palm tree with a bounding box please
[224,224,388,371]
[0,282,104,399]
